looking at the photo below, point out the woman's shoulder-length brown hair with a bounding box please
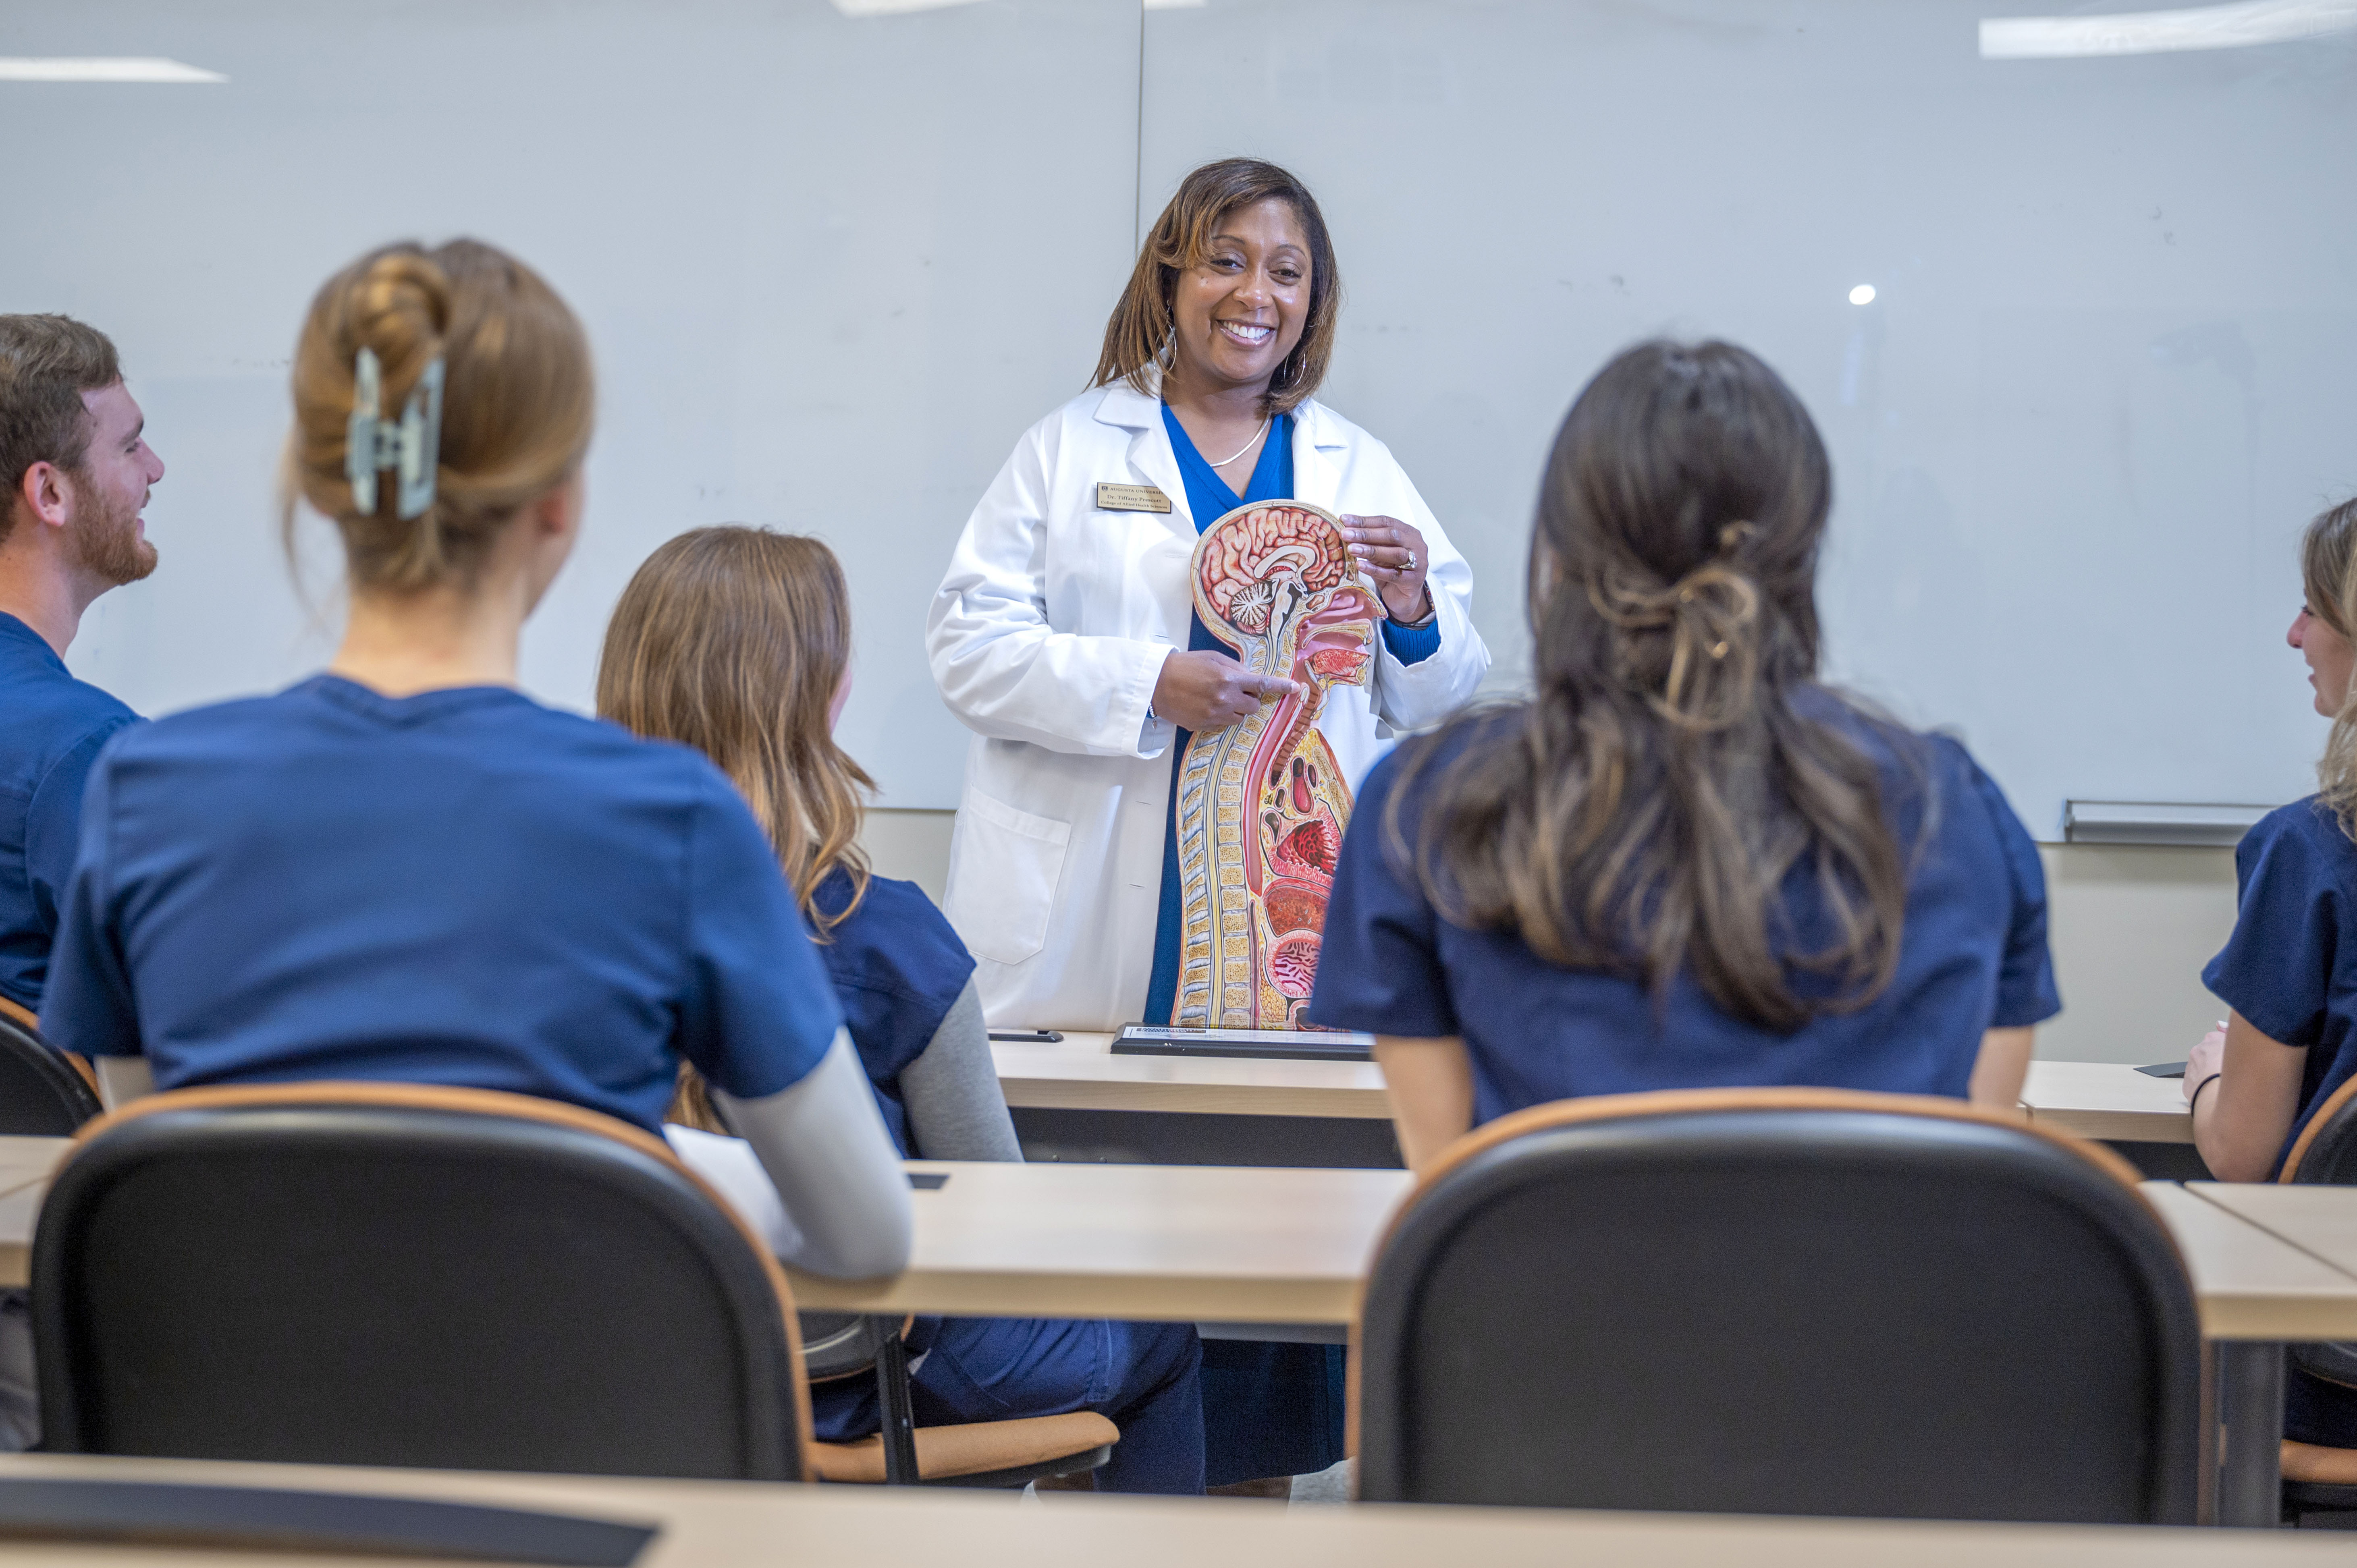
[1092,158,1343,419]
[595,525,872,936]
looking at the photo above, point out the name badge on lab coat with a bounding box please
[1095,483,1173,514]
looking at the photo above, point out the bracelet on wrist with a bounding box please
[2189,1073,2222,1112]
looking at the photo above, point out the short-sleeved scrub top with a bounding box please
[2204,798,2357,1177]
[1304,694,2062,1120]
[0,612,139,1013]
[41,676,843,1133]
[809,866,977,1157]
[2202,795,2357,1448]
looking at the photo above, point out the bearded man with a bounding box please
[0,314,163,1027]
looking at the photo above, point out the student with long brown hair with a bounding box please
[600,526,1204,1495]
[41,240,911,1282]
[1307,339,2060,1170]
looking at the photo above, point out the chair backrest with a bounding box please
[0,1012,100,1136]
[1355,1087,2202,1524]
[33,1083,812,1480]
[2283,1074,2357,1186]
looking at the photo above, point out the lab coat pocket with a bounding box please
[946,790,1072,966]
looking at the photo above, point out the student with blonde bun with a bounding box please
[42,240,911,1282]
[600,526,1204,1495]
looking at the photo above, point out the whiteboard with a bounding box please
[7,0,2356,831]
[1142,0,2357,836]
[2,0,1139,810]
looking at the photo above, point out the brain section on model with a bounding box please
[1170,501,1377,1031]
[1197,505,1354,636]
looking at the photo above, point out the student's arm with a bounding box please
[714,1031,913,1278]
[94,1056,153,1113]
[1967,1026,2034,1111]
[897,980,1023,1162]
[2186,1012,2308,1182]
[1374,1034,1475,1175]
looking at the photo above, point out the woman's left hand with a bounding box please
[1342,514,1432,624]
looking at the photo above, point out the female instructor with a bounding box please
[928,158,1489,1032]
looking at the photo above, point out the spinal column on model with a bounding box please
[1172,502,1377,1029]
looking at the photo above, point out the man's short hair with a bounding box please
[0,315,122,545]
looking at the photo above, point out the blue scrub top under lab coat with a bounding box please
[0,612,138,1013]
[1305,697,2062,1120]
[810,866,976,1157]
[41,675,841,1133]
[2202,795,2357,1447]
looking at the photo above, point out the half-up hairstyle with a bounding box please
[1093,158,1342,419]
[1396,339,1917,1031]
[596,527,873,935]
[2301,497,2357,835]
[285,239,594,592]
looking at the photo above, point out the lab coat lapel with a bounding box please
[1094,376,1194,540]
[1292,399,1347,515]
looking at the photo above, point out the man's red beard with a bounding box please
[67,476,158,586]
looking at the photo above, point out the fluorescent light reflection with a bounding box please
[0,57,226,82]
[1981,0,2357,58]
[829,0,988,15]
[1849,284,1877,305]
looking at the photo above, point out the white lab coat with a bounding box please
[925,375,1491,1030]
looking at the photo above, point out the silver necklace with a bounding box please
[1207,416,1270,469]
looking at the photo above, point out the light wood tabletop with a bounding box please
[2138,1182,2357,1340]
[2186,1183,2357,1284]
[787,1160,1412,1322]
[0,1452,2344,1568]
[2021,1061,2194,1145]
[992,1033,1392,1119]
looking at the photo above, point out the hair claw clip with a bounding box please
[344,346,444,520]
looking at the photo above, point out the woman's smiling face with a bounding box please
[1168,197,1311,395]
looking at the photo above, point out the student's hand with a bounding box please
[2185,1025,2226,1104]
[1152,651,1298,734]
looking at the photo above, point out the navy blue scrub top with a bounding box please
[41,675,842,1133]
[810,866,976,1157]
[1304,697,2062,1120]
[1143,407,1440,1024]
[0,612,138,1013]
[2203,797,2357,1177]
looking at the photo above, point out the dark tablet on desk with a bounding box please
[2137,1061,2188,1079]
[1112,1025,1376,1063]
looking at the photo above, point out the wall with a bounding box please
[863,805,2241,1065]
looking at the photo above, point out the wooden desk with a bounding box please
[2137,1183,2357,1341]
[789,1161,1411,1323]
[993,1033,1391,1120]
[2186,1183,2357,1283]
[0,1452,2345,1568]
[2022,1061,2194,1145]
[0,1137,67,1195]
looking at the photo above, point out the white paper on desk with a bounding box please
[662,1124,805,1261]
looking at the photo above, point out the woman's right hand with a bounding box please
[1152,650,1299,734]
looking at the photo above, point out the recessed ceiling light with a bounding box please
[1849,284,1877,305]
[0,57,226,83]
[1981,0,2357,59]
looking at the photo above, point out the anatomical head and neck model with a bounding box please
[1171,502,1376,1029]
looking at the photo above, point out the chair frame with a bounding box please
[0,1009,101,1134]
[1352,1085,2205,1522]
[2276,1074,2357,1525]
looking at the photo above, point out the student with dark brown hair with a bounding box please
[1308,339,2060,1171]
[0,313,163,1025]
[600,525,1204,1495]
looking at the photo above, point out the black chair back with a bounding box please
[33,1083,809,1480]
[1356,1088,2202,1524]
[0,1014,99,1135]
[2282,1076,2357,1403]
